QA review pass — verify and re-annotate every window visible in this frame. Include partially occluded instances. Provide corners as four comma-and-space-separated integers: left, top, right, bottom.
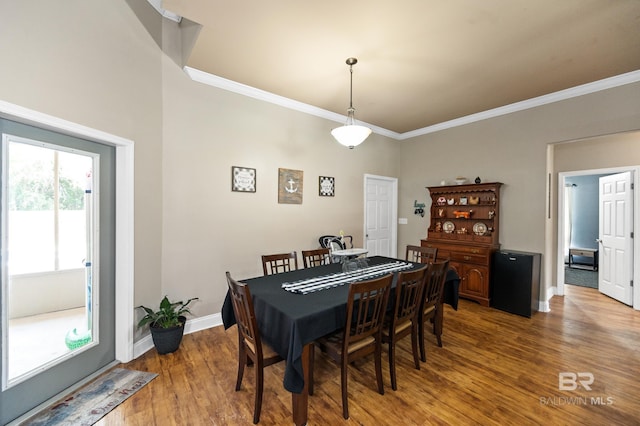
6, 138, 92, 275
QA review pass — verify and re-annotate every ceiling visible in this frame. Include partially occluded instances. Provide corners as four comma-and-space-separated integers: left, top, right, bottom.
161, 0, 640, 136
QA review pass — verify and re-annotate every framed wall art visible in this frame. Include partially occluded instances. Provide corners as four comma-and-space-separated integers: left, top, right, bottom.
319, 176, 335, 196
278, 168, 303, 204
231, 166, 256, 192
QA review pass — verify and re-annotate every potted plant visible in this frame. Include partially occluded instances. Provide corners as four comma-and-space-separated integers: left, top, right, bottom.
137, 295, 198, 354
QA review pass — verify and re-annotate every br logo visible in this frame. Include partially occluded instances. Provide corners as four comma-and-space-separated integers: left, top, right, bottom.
559, 372, 594, 391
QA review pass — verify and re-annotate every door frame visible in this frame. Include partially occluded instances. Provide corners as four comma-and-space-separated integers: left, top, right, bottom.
363, 174, 398, 258
556, 165, 640, 310
0, 100, 134, 362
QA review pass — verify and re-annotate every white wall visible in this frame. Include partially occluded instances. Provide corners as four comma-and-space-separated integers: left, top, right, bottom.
9, 270, 85, 318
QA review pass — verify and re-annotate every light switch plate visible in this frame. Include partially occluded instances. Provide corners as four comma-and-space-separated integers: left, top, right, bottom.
398, 218, 408, 225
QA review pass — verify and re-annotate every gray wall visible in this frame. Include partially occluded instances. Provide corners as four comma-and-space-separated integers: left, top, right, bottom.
0, 0, 165, 336
1, 0, 640, 326
566, 174, 605, 251
0, 0, 400, 332
397, 88, 640, 302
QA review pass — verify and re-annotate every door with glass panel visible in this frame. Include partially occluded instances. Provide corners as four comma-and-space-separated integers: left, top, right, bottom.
0, 120, 115, 424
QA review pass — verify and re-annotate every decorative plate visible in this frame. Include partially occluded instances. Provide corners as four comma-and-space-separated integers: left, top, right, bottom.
443, 221, 455, 233
473, 222, 487, 236
437, 196, 447, 205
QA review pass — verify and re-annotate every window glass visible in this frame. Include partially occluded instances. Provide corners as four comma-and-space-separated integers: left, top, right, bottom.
7, 142, 91, 274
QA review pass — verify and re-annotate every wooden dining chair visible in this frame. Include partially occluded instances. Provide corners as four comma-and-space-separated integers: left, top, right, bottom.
225, 272, 284, 424
261, 252, 298, 276
418, 259, 449, 362
406, 244, 438, 264
381, 265, 428, 390
313, 274, 393, 419
301, 248, 332, 268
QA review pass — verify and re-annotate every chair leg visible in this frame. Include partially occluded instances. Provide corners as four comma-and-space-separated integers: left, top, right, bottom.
254, 361, 264, 424
435, 328, 443, 347
236, 345, 246, 391
434, 308, 443, 347
418, 318, 427, 362
388, 339, 397, 391
374, 342, 385, 395
341, 359, 349, 419
411, 324, 421, 370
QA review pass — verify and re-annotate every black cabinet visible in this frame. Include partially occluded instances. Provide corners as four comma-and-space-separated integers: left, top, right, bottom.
490, 250, 541, 317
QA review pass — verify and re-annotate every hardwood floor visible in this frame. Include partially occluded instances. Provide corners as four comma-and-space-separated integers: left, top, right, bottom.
97, 285, 640, 425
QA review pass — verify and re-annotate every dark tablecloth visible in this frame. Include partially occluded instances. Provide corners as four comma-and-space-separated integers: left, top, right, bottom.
221, 256, 459, 393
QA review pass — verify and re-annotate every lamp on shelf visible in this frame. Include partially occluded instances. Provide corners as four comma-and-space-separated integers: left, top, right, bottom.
331, 57, 372, 149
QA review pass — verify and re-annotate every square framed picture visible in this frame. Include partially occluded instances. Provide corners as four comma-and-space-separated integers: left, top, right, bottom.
319, 176, 335, 196
231, 166, 256, 192
459, 196, 468, 205
278, 168, 303, 204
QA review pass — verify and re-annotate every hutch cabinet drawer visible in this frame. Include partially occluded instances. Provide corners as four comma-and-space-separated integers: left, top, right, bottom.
422, 241, 487, 255
449, 252, 489, 265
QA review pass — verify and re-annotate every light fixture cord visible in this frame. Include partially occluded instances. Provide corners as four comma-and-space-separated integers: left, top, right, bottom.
349, 63, 354, 109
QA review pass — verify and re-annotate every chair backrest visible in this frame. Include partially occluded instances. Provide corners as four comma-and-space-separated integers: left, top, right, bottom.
343, 274, 393, 350
406, 244, 438, 264
422, 260, 450, 314
261, 252, 298, 276
319, 235, 354, 251
225, 272, 263, 358
391, 265, 428, 327
301, 248, 332, 268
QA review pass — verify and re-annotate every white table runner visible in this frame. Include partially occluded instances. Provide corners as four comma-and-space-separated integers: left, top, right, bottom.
282, 261, 412, 294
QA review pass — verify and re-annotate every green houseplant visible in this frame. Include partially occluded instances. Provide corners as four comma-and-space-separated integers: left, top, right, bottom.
137, 295, 198, 354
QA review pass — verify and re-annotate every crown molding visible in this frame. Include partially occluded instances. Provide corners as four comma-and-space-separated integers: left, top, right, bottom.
400, 70, 640, 140
147, 0, 182, 23
184, 67, 400, 140
184, 66, 640, 141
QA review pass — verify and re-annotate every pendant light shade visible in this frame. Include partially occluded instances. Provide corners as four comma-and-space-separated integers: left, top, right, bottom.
331, 58, 372, 149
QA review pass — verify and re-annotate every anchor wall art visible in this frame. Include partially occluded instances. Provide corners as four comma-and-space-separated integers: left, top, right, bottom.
278, 168, 303, 204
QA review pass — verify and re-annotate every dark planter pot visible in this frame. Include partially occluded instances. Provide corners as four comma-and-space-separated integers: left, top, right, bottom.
150, 316, 186, 354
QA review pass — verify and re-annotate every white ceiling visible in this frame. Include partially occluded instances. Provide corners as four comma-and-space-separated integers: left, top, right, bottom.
160, 0, 640, 137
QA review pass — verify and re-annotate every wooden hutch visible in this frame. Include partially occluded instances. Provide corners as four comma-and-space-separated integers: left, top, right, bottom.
421, 182, 502, 306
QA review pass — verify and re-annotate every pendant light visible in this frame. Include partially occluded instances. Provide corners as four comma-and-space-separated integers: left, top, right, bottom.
331, 58, 372, 149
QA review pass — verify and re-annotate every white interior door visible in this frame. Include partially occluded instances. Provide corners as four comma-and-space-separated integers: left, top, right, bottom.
599, 171, 633, 305
364, 175, 397, 257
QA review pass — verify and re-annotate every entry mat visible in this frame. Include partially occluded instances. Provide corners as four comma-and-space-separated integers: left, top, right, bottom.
21, 368, 157, 425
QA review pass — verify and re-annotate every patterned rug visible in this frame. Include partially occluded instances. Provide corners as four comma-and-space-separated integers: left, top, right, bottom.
22, 368, 157, 425
565, 266, 598, 289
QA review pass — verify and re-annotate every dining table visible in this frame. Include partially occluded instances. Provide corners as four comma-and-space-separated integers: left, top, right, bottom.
221, 255, 460, 425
